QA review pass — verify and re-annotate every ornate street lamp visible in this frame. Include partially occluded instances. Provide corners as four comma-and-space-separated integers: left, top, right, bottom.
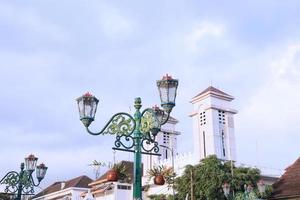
257, 180, 266, 195
222, 182, 230, 198
257, 179, 267, 199
76, 74, 178, 200
0, 154, 47, 200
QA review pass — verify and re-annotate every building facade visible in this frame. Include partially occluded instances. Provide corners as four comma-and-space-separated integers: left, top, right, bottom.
31, 176, 92, 200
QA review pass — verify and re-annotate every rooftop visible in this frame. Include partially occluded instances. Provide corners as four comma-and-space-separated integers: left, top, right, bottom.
32, 175, 93, 199
271, 157, 300, 199
192, 86, 234, 101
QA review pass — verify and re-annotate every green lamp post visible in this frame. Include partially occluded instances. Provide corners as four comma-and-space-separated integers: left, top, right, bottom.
76, 74, 178, 200
0, 154, 48, 200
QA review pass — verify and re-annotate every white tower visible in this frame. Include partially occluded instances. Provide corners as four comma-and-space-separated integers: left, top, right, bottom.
190, 86, 237, 162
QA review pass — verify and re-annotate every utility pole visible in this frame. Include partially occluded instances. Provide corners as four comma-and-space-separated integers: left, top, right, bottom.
230, 160, 235, 198
190, 169, 194, 200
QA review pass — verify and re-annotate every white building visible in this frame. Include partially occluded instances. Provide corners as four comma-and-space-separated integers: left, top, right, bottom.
147, 86, 237, 173
82, 180, 132, 200
144, 86, 238, 198
31, 175, 93, 200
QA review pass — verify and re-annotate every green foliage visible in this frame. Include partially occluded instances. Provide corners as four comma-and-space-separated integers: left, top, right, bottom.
148, 194, 166, 200
255, 185, 273, 199
110, 162, 129, 182
148, 194, 174, 200
147, 165, 167, 178
147, 165, 176, 187
234, 192, 245, 200
174, 155, 271, 200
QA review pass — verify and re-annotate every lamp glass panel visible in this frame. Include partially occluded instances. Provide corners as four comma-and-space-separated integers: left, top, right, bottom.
168, 86, 176, 104
36, 164, 47, 179
77, 98, 84, 118
159, 87, 169, 104
25, 155, 38, 171
84, 97, 98, 119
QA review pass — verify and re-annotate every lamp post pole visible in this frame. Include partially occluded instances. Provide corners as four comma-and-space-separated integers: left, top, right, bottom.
16, 163, 25, 200
76, 75, 179, 200
0, 155, 48, 200
133, 98, 142, 198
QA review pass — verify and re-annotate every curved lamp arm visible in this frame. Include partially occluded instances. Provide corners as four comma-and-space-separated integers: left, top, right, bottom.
0, 171, 20, 184
28, 174, 41, 187
0, 171, 20, 194
86, 112, 136, 136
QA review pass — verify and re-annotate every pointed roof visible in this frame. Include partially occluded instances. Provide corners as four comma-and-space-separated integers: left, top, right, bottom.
271, 157, 300, 199
191, 86, 234, 102
193, 86, 231, 99
32, 175, 93, 199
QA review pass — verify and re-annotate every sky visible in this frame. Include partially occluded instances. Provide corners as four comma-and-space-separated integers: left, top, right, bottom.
1, 0, 300, 190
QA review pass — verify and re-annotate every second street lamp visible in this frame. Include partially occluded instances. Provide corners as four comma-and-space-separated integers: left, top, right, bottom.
0, 154, 48, 200
76, 74, 178, 200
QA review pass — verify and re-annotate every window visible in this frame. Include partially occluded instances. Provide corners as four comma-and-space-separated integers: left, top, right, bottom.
200, 111, 206, 126
163, 132, 170, 144
221, 131, 226, 157
118, 185, 132, 190
218, 110, 226, 124
203, 131, 206, 157
165, 149, 168, 159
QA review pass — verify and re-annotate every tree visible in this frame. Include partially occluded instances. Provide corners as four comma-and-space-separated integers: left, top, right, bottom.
148, 194, 174, 200
174, 155, 265, 200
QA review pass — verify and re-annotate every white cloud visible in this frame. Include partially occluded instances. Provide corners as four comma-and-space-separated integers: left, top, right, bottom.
97, 3, 134, 38
184, 21, 225, 52
0, 2, 69, 43
240, 43, 300, 132
235, 42, 300, 171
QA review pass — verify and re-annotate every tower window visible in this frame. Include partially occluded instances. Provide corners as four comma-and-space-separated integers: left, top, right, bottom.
163, 132, 170, 144
218, 110, 226, 124
203, 131, 206, 157
165, 149, 168, 159
200, 111, 206, 126
222, 131, 226, 157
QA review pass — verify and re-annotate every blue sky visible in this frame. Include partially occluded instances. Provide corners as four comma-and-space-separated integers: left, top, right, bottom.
1, 0, 300, 189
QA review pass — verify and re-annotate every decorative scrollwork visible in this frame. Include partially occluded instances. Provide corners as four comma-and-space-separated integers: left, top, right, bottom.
86, 113, 135, 136
140, 110, 160, 134
103, 114, 135, 135
141, 137, 160, 154
1, 171, 20, 194
114, 135, 135, 150
0, 170, 39, 196
21, 172, 34, 194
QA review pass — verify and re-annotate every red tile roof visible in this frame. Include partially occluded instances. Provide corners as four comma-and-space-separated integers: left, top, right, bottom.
31, 175, 93, 199
271, 157, 300, 199
192, 86, 232, 99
